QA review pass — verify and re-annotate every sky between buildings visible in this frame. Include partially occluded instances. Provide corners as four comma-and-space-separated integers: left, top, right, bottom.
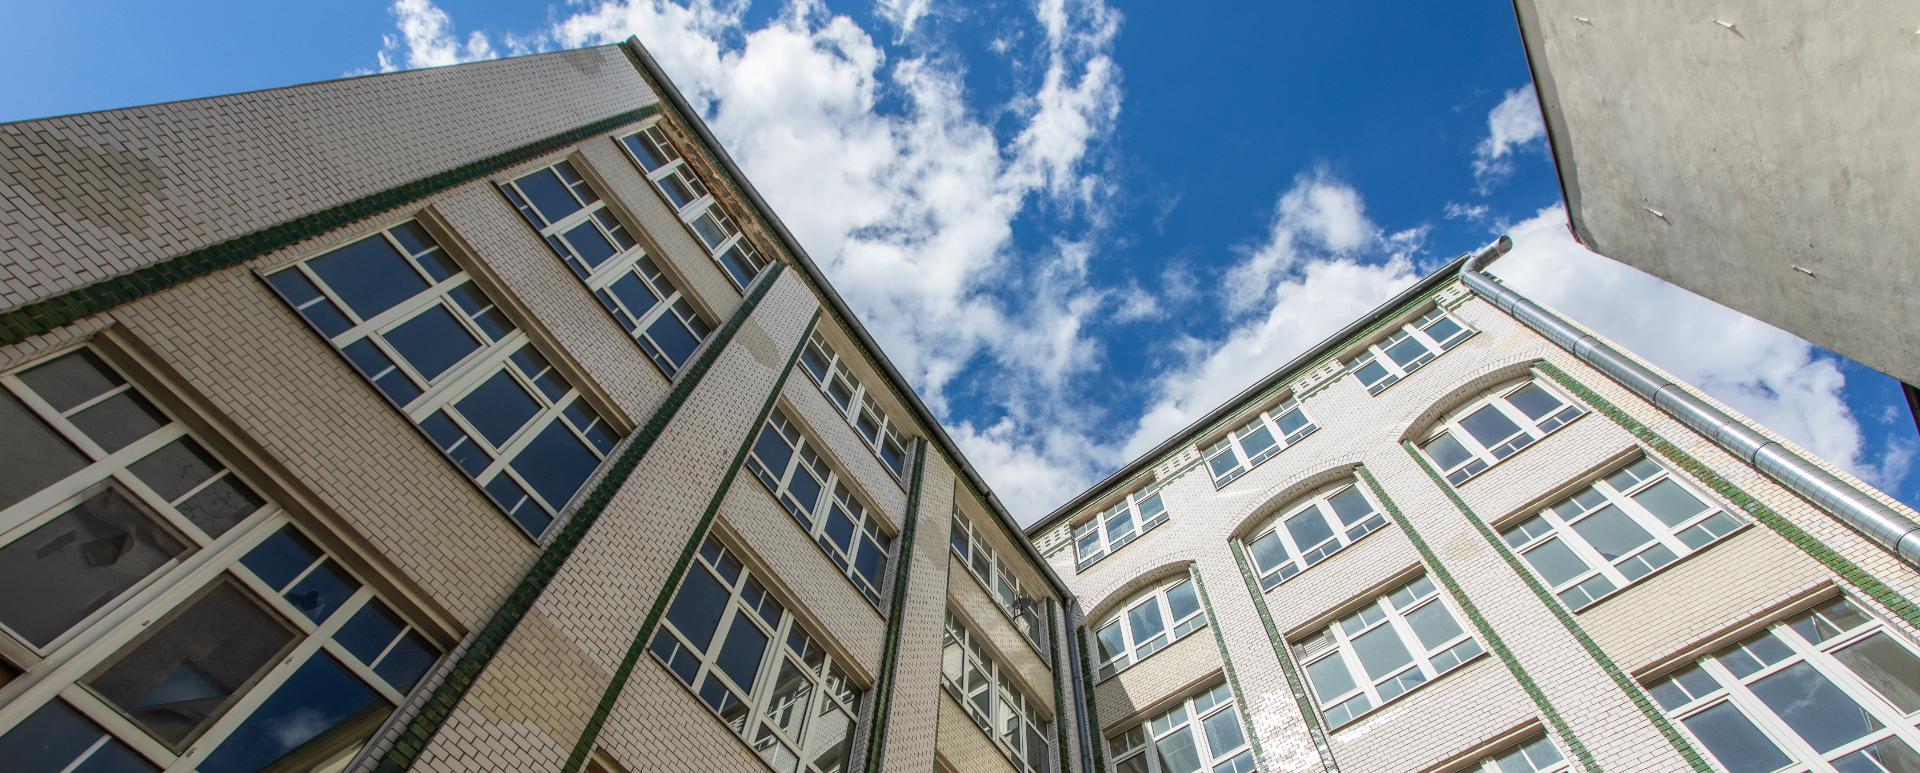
4, 0, 1913, 524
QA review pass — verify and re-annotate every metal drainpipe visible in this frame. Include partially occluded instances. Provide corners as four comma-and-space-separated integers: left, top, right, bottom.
1459, 236, 1920, 568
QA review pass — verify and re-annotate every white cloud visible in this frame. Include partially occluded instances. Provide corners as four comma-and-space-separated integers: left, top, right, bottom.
1472, 86, 1545, 194
374, 0, 496, 73
1444, 201, 1489, 223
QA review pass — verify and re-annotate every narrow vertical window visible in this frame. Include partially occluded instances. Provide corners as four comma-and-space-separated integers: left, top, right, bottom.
1244, 480, 1387, 589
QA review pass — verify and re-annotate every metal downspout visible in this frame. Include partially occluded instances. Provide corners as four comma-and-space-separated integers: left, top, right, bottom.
1459, 237, 1920, 568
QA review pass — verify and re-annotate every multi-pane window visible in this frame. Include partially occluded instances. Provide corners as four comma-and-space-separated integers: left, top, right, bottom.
1200, 396, 1317, 486
0, 348, 444, 773
619, 124, 771, 291
650, 536, 861, 773
950, 507, 1045, 645
942, 611, 1052, 773
1110, 682, 1256, 773
1244, 481, 1389, 590
1297, 575, 1484, 729
797, 330, 913, 478
1421, 378, 1586, 486
268, 222, 620, 537
745, 408, 894, 605
1348, 308, 1475, 395
1092, 575, 1207, 680
1073, 483, 1169, 569
1647, 596, 1920, 773
1503, 457, 1742, 610
500, 160, 716, 377
1468, 735, 1568, 773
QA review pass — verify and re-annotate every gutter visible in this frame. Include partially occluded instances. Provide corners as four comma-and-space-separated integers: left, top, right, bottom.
1461, 237, 1920, 568
620, 36, 1073, 599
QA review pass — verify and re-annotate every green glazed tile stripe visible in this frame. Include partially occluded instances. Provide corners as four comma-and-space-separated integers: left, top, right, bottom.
1226, 540, 1338, 772
560, 303, 818, 773
1376, 457, 1704, 773
1536, 361, 1920, 630
1188, 564, 1270, 772
1048, 598, 1071, 773
1075, 626, 1108, 773
0, 105, 662, 345
861, 437, 928, 773
379, 262, 783, 773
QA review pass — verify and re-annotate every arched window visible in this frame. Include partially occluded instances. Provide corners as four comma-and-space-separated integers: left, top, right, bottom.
1109, 682, 1255, 773
1419, 377, 1585, 485
1295, 574, 1483, 729
1243, 480, 1389, 590
1091, 574, 1207, 679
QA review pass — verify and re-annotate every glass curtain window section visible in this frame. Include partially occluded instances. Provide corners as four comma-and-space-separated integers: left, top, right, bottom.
797, 329, 914, 478
650, 536, 862, 773
1092, 576, 1207, 680
942, 611, 1052, 773
1200, 396, 1318, 486
1296, 575, 1484, 729
1347, 308, 1475, 395
744, 408, 895, 606
949, 507, 1045, 646
1502, 457, 1743, 610
268, 221, 620, 537
616, 123, 770, 291
1421, 377, 1586, 486
1073, 483, 1170, 569
1244, 481, 1389, 590
1109, 683, 1255, 773
1646, 596, 1920, 773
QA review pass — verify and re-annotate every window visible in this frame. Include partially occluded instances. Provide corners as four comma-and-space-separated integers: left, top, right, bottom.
1244, 481, 1389, 590
500, 161, 716, 377
1503, 457, 1742, 610
1421, 378, 1585, 486
1109, 682, 1255, 773
618, 124, 771, 291
744, 408, 894, 605
268, 221, 622, 537
796, 329, 913, 478
1072, 483, 1169, 569
649, 536, 861, 773
1200, 396, 1317, 486
1348, 308, 1474, 394
1467, 735, 1568, 773
1091, 575, 1207, 680
950, 506, 1045, 645
1296, 575, 1484, 729
0, 348, 445, 773
1647, 596, 1920, 773
942, 611, 1052, 773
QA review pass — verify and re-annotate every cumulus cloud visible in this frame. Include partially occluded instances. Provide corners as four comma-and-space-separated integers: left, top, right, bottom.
374, 0, 496, 72
1472, 86, 1546, 194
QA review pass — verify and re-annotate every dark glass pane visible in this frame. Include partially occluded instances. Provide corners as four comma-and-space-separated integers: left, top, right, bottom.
267, 269, 323, 304
335, 599, 404, 666
1748, 661, 1880, 752
513, 168, 582, 225
1460, 405, 1524, 448
307, 235, 429, 321
391, 220, 438, 255
1505, 384, 1566, 421
1285, 506, 1335, 552
854, 537, 885, 589
1354, 360, 1391, 386
1423, 433, 1473, 471
128, 438, 220, 502
1384, 335, 1431, 367
373, 631, 440, 691
240, 526, 323, 591
824, 506, 856, 551
1680, 702, 1790, 773
608, 272, 661, 320
1833, 632, 1920, 713
175, 475, 263, 538
70, 391, 168, 453
0, 391, 90, 511
20, 350, 122, 412
383, 305, 480, 382
716, 616, 770, 692
0, 488, 189, 647
1237, 426, 1276, 457
510, 421, 599, 511
665, 566, 731, 650
1326, 488, 1373, 525
787, 469, 824, 515
719, 244, 758, 289
197, 654, 390, 773
0, 699, 158, 773
753, 426, 794, 478
481, 475, 545, 536
1633, 480, 1710, 527
449, 284, 512, 340
1425, 316, 1464, 344
1569, 505, 1655, 561
283, 560, 360, 624
455, 370, 541, 447
339, 339, 421, 405
645, 308, 703, 367
622, 134, 669, 171
417, 411, 490, 477
562, 220, 619, 269
297, 299, 353, 338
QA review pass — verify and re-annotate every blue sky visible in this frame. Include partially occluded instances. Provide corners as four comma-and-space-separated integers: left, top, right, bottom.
4, 0, 1913, 523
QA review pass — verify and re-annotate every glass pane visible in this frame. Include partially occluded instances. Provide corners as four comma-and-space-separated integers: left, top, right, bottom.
1748, 661, 1880, 753
127, 436, 216, 498
803, 703, 854, 773
455, 370, 541, 447
1522, 539, 1592, 587
1248, 531, 1290, 575
240, 525, 323, 591
174, 475, 262, 538
1423, 432, 1474, 471
373, 630, 439, 691
1237, 426, 1276, 457
1833, 632, 1920, 713
1153, 726, 1203, 773
513, 168, 583, 224
0, 488, 190, 647
196, 653, 391, 773
1129, 600, 1168, 644
70, 391, 168, 453
383, 305, 480, 382
1285, 506, 1335, 553
664, 566, 731, 650
715, 615, 771, 692
1569, 505, 1655, 561
1505, 384, 1566, 420
562, 220, 619, 269
20, 350, 124, 411
1327, 488, 1373, 526
645, 305, 704, 367
307, 235, 429, 320
692, 212, 729, 249
0, 391, 90, 512
1096, 621, 1127, 664
1633, 479, 1710, 527
763, 659, 813, 736
283, 559, 360, 623
1384, 336, 1431, 367
1403, 601, 1466, 650
1166, 580, 1201, 623
607, 272, 661, 321
1832, 738, 1920, 773
1305, 654, 1357, 700
0, 699, 158, 773
1351, 625, 1415, 680
1459, 405, 1524, 448
335, 599, 405, 666
1425, 316, 1464, 344
1201, 707, 1246, 760
1680, 701, 1791, 773
1354, 360, 1392, 387
510, 420, 599, 510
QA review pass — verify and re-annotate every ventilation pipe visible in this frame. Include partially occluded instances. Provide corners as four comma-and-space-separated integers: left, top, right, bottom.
1459, 236, 1920, 568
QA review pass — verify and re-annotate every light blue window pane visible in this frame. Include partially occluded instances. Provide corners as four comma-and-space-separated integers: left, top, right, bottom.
1351, 626, 1414, 680
1681, 702, 1790, 773
1153, 727, 1202, 773
1570, 505, 1655, 561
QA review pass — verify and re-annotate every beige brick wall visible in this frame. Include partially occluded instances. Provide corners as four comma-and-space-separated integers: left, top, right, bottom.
1091, 631, 1221, 734
937, 689, 1020, 773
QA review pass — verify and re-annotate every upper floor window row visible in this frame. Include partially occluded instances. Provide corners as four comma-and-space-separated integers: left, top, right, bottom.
1349, 308, 1474, 395
619, 124, 770, 292
798, 329, 912, 478
1201, 395, 1317, 487
1421, 377, 1585, 486
269, 221, 619, 537
1297, 574, 1483, 730
502, 161, 715, 378
1245, 480, 1389, 590
950, 506, 1045, 646
1109, 682, 1256, 773
1092, 574, 1206, 680
746, 408, 894, 605
1073, 482, 1168, 570
1468, 735, 1568, 773
942, 611, 1052, 773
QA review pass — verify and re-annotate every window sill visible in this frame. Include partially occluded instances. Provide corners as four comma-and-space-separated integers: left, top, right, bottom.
950, 546, 1048, 659
1450, 409, 1590, 489
1326, 648, 1490, 734
1568, 521, 1750, 614
1210, 425, 1322, 491
1094, 622, 1207, 685
938, 681, 1042, 773
747, 474, 890, 620
797, 372, 910, 493
1257, 519, 1392, 594
1074, 517, 1169, 574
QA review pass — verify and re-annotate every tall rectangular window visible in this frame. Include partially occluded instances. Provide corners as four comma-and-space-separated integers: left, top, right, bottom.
796, 329, 914, 478
1296, 575, 1483, 729
950, 506, 1045, 646
618, 124, 770, 291
1072, 483, 1169, 569
1244, 480, 1388, 590
1200, 395, 1317, 487
1421, 377, 1585, 486
1109, 683, 1255, 773
267, 221, 621, 536
1348, 308, 1474, 395
744, 408, 895, 605
942, 611, 1052, 773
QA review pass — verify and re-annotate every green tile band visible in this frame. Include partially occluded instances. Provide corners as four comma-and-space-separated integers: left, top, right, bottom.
1378, 456, 1704, 773
1188, 564, 1271, 771
559, 303, 819, 773
861, 437, 929, 773
1536, 361, 1920, 630
1226, 540, 1339, 772
1048, 598, 1071, 773
0, 105, 662, 344
1075, 626, 1108, 773
378, 263, 785, 773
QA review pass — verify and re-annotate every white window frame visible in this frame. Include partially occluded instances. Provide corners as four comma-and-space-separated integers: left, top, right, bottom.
1296, 574, 1485, 730
1502, 456, 1745, 611
1647, 595, 1920, 773
1200, 395, 1318, 487
1072, 483, 1169, 570
744, 407, 895, 606
1347, 307, 1475, 395
617, 123, 771, 292
950, 506, 1045, 646
797, 329, 913, 479
1420, 376, 1587, 486
1091, 574, 1207, 680
266, 221, 621, 537
648, 535, 863, 773
1243, 480, 1390, 591
1109, 682, 1256, 773
942, 611, 1052, 773
1468, 734, 1570, 773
